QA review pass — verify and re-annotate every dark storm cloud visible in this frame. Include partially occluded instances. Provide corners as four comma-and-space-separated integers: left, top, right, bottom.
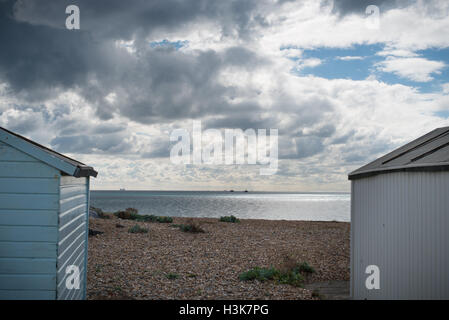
294, 136, 324, 159
51, 132, 133, 154
0, 0, 274, 124
141, 139, 171, 158
0, 0, 347, 162
223, 47, 269, 67
12, 0, 264, 40
330, 129, 355, 144
55, 121, 127, 136
303, 124, 336, 138
0, 1, 135, 103
340, 133, 394, 164
84, 45, 271, 123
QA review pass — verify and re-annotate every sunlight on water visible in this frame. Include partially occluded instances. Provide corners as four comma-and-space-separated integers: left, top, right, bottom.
91, 191, 350, 222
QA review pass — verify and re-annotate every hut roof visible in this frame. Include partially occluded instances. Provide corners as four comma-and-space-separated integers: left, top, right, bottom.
349, 126, 449, 180
0, 126, 97, 178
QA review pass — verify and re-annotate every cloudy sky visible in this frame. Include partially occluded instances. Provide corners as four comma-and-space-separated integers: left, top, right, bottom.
1, 0, 448, 191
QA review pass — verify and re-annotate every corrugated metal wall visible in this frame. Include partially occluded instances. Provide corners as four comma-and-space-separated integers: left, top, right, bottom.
0, 141, 59, 299
56, 176, 88, 300
351, 171, 449, 299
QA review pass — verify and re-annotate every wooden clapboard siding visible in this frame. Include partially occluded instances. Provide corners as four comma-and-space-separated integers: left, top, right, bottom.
0, 274, 56, 290
0, 194, 59, 210
0, 177, 59, 194
0, 258, 56, 274
0, 143, 59, 299
0, 226, 58, 242
0, 209, 57, 226
57, 176, 88, 300
0, 290, 56, 300
0, 162, 60, 178
0, 242, 57, 258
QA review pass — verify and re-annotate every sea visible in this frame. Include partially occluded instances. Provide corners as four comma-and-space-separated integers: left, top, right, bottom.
90, 191, 350, 222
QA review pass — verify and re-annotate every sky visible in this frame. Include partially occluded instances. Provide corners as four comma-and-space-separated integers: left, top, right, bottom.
0, 0, 448, 192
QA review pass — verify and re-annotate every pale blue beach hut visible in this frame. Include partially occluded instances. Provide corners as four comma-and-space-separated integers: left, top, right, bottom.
0, 127, 97, 300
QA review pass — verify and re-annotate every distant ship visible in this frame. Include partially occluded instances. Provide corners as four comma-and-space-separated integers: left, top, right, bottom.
120, 188, 126, 191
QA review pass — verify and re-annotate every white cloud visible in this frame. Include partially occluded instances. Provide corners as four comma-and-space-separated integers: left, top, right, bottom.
296, 58, 322, 70
442, 83, 449, 94
250, 0, 449, 60
336, 56, 365, 61
280, 48, 303, 60
376, 49, 419, 58
375, 57, 446, 82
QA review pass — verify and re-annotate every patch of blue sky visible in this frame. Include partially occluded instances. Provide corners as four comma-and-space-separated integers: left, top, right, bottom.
150, 39, 188, 50
435, 110, 449, 119
285, 44, 449, 93
288, 44, 384, 80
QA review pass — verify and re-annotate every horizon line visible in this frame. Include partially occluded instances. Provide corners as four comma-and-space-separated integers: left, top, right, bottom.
91, 189, 350, 193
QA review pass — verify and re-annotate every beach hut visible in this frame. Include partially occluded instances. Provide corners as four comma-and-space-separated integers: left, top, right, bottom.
0, 127, 97, 300
349, 126, 449, 299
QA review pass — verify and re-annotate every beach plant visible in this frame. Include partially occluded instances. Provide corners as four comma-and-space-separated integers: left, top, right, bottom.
90, 206, 112, 219
88, 228, 104, 236
239, 267, 279, 282
115, 209, 140, 220
128, 224, 148, 234
178, 222, 205, 233
166, 273, 179, 280
125, 207, 138, 215
219, 215, 240, 223
156, 216, 173, 223
278, 254, 315, 275
138, 214, 173, 223
171, 219, 205, 233
179, 224, 204, 233
139, 214, 157, 222
239, 265, 308, 287
277, 268, 304, 287
114, 209, 173, 224
134, 214, 154, 222
298, 261, 315, 274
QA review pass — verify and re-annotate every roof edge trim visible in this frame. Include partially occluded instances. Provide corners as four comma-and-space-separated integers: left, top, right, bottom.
349, 163, 449, 180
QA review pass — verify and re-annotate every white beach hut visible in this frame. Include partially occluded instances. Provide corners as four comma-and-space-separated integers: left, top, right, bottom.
0, 127, 97, 300
348, 126, 449, 299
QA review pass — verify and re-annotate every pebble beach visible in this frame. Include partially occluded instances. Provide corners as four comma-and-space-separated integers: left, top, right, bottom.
87, 216, 350, 300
